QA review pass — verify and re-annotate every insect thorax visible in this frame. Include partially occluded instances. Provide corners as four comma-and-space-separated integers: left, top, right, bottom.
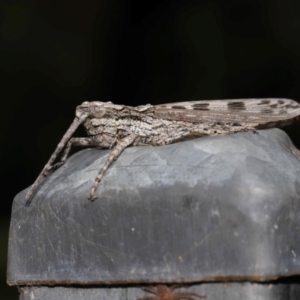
83, 109, 156, 148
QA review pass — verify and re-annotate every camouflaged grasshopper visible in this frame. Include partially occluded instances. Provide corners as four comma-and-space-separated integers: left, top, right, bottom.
25, 98, 300, 205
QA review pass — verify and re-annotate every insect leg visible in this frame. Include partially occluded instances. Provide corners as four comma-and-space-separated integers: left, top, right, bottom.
25, 113, 88, 205
44, 137, 98, 175
89, 133, 137, 201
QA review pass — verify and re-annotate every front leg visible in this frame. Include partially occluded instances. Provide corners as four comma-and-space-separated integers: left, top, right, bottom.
26, 114, 88, 205
89, 134, 137, 201
44, 137, 97, 175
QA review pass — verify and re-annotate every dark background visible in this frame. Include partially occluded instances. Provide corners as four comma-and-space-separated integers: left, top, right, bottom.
2, 0, 300, 298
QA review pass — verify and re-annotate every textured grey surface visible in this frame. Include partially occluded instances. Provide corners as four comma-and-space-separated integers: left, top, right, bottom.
7, 128, 300, 285
18, 283, 300, 300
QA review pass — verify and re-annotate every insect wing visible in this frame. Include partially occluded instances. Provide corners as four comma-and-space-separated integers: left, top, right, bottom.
154, 98, 300, 125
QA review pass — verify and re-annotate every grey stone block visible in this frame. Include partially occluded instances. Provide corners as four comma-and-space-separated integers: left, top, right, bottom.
7, 128, 300, 287
18, 283, 300, 300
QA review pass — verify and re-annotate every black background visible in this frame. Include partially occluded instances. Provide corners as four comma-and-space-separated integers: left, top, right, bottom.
2, 0, 300, 298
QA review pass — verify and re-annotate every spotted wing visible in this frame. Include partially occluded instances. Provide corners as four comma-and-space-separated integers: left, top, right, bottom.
154, 98, 300, 127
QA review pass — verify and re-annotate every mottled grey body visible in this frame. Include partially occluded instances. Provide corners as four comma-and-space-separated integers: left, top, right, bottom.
25, 98, 300, 204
